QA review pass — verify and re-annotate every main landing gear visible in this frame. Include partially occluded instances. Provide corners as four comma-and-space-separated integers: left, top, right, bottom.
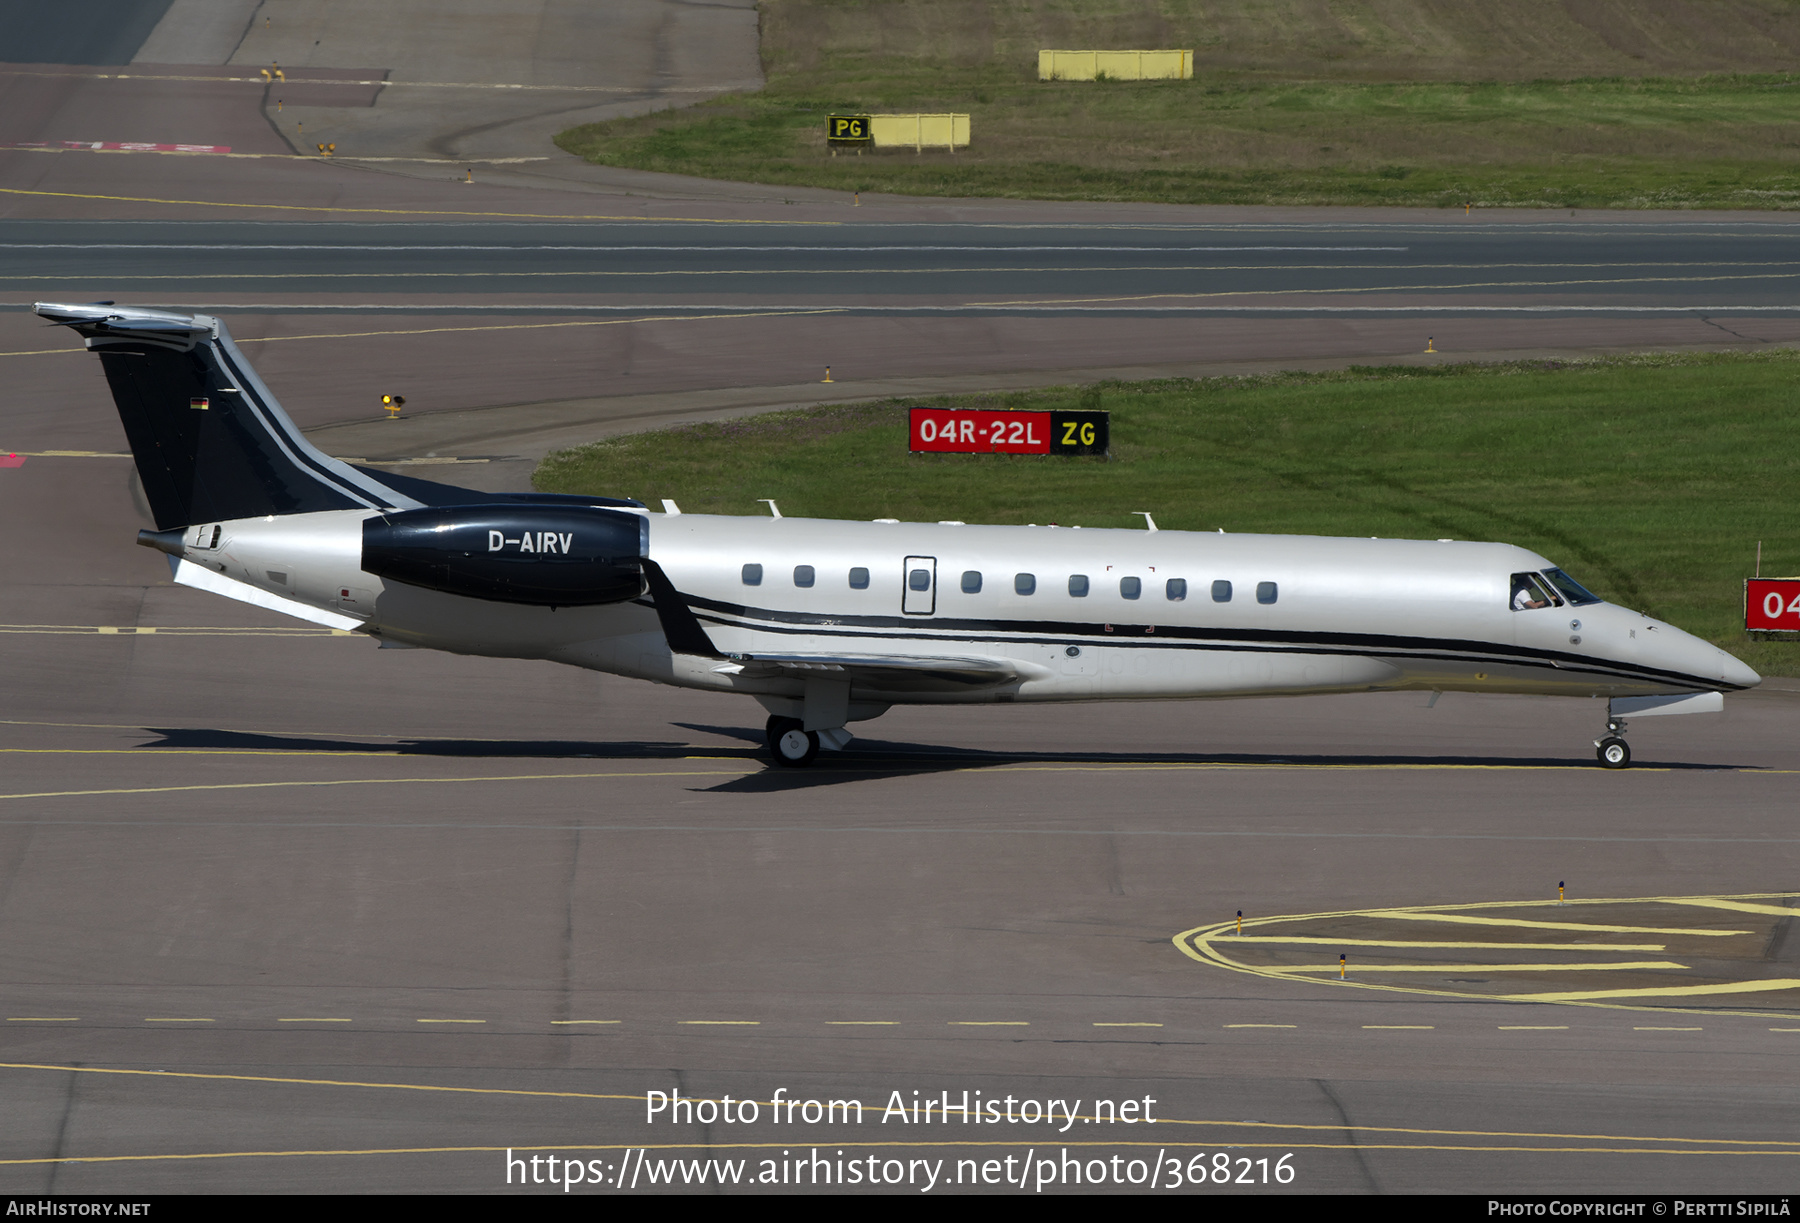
1595, 717, 1631, 769
766, 715, 819, 768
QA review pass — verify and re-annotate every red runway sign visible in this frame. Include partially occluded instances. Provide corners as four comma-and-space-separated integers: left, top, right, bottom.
908, 409, 1107, 455
1746, 578, 1800, 632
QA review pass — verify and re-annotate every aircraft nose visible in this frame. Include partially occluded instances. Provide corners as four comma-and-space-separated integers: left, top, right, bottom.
1720, 649, 1761, 690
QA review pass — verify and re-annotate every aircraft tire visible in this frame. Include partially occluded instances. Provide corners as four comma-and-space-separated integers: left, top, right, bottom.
766, 716, 820, 767
1596, 737, 1630, 769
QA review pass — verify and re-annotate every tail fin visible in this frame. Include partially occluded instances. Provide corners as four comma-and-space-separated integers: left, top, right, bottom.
36, 302, 417, 529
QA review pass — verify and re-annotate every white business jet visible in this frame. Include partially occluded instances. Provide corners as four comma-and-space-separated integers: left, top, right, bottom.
37, 302, 1758, 768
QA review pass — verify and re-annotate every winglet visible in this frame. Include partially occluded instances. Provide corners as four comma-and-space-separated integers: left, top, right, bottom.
640, 558, 725, 658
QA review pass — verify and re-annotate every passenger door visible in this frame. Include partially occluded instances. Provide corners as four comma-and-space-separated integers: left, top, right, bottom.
902, 556, 936, 615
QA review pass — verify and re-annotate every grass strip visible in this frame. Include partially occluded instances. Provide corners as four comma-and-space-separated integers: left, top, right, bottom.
556, 0, 1800, 210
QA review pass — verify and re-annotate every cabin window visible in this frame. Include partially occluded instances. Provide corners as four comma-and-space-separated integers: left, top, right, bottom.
1120, 576, 1141, 600
793, 565, 815, 588
1068, 574, 1090, 597
1166, 578, 1187, 601
909, 568, 932, 592
1257, 581, 1278, 605
1015, 573, 1036, 596
742, 563, 763, 586
1510, 572, 1556, 611
1212, 580, 1232, 603
848, 567, 870, 589
961, 570, 983, 594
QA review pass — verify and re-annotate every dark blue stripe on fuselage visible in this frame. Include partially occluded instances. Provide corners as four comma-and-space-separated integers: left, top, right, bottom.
672, 591, 1735, 692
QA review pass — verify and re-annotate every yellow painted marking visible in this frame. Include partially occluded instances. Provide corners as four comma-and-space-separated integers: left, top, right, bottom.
0, 767, 756, 801
949, 1021, 1029, 1026
1, 310, 843, 361
1635, 1026, 1703, 1031
10, 1137, 1800, 1167
984, 269, 1800, 307
0, 749, 404, 758
677, 1020, 759, 1026
144, 1018, 211, 1023
1360, 911, 1751, 937
1363, 1025, 1434, 1030
1175, 892, 1800, 1018
416, 1019, 484, 1024
550, 1020, 620, 1025
1661, 898, 1798, 918
234, 311, 840, 347
1230, 937, 1669, 951
0, 450, 130, 457
7, 1018, 78, 1022
2, 1062, 1797, 1152
1093, 1022, 1163, 1027
825, 1021, 898, 1025
990, 762, 1673, 774
0, 1061, 644, 1102
1770, 1028, 1800, 1032
1499, 1026, 1570, 1030
1513, 980, 1800, 1003
0, 624, 347, 637
276, 1018, 351, 1023
1280, 961, 1688, 974
0, 185, 840, 226
1224, 1024, 1296, 1029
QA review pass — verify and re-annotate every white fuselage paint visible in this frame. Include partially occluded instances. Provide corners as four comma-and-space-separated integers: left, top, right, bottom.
173, 510, 1758, 715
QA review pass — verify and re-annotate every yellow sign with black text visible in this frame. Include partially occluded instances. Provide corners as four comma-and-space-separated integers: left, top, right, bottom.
827, 115, 871, 143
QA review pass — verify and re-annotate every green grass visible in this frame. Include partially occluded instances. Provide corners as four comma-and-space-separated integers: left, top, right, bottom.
559, 74, 1800, 209
555, 0, 1800, 209
535, 351, 1800, 675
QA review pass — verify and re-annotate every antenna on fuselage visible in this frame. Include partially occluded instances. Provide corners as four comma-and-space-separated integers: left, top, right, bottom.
1133, 512, 1158, 532
757, 499, 783, 519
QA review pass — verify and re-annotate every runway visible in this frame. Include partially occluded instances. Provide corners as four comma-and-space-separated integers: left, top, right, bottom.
4, 7, 1800, 1197
9, 215, 1800, 310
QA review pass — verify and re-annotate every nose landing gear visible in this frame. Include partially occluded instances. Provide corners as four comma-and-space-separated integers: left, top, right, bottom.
1595, 718, 1631, 769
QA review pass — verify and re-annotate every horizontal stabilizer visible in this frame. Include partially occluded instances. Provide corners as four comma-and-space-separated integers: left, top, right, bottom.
170, 558, 362, 631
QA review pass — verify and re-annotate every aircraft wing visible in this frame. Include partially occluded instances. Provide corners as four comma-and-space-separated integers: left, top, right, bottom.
638, 558, 1043, 692
711, 651, 1040, 692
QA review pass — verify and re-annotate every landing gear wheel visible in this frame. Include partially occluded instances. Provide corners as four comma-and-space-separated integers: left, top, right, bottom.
765, 715, 819, 768
1596, 737, 1631, 769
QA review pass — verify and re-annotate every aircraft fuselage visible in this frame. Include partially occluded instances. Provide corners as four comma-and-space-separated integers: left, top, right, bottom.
159, 508, 1755, 715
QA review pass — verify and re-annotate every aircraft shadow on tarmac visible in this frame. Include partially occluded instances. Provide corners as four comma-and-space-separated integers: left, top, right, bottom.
137, 724, 1742, 793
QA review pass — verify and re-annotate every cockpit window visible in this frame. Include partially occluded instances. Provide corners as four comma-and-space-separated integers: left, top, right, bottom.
1542, 568, 1601, 607
1510, 572, 1556, 611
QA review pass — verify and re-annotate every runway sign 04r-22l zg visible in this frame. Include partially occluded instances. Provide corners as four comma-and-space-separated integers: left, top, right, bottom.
908, 408, 1109, 456
1746, 577, 1800, 632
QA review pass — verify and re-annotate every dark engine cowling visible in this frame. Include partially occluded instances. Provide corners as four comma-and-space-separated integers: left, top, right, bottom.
362, 505, 648, 606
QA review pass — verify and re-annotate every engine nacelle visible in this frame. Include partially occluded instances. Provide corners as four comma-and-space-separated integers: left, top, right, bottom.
362, 505, 648, 606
